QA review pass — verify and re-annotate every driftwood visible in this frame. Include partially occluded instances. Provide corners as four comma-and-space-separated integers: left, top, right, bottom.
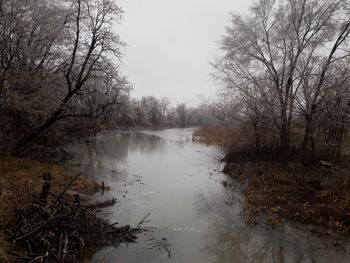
138, 212, 151, 226
6, 172, 145, 262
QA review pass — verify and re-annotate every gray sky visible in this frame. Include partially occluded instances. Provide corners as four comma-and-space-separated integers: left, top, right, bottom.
116, 0, 252, 106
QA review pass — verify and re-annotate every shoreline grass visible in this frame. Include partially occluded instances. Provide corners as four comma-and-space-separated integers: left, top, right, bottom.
196, 125, 350, 244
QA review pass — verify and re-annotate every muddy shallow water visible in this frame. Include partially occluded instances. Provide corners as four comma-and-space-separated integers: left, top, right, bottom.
66, 128, 349, 263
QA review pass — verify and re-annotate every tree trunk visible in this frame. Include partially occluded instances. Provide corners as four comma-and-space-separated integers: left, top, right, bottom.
302, 105, 317, 154
253, 122, 261, 155
0, 73, 7, 110
14, 102, 67, 154
280, 111, 290, 152
302, 115, 313, 152
280, 128, 289, 152
279, 96, 290, 152
302, 126, 310, 152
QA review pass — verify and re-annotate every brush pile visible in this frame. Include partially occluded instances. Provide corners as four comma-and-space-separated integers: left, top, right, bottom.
4, 173, 143, 262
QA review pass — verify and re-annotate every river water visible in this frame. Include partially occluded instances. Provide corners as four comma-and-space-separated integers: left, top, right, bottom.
65, 128, 349, 263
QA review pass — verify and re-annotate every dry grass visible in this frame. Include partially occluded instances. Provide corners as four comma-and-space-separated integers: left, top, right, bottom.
193, 124, 250, 151
0, 155, 100, 193
0, 234, 9, 262
198, 124, 350, 241
0, 155, 101, 260
224, 162, 350, 237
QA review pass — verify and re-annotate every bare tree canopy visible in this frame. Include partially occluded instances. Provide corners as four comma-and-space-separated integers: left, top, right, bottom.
0, 0, 130, 154
213, 0, 350, 156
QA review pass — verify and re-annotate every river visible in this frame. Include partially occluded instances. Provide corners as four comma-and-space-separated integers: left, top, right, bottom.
65, 128, 349, 263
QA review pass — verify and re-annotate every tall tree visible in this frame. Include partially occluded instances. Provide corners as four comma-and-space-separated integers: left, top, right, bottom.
13, 0, 126, 153
214, 0, 350, 152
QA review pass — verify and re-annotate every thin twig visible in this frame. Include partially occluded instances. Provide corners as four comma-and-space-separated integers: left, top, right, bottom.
28, 252, 49, 263
138, 212, 151, 226
55, 173, 82, 203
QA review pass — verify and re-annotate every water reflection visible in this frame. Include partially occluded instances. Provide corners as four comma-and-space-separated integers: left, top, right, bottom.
66, 128, 348, 263
66, 131, 165, 177
204, 225, 313, 263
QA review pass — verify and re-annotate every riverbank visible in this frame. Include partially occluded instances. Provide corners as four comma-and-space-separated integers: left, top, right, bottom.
193, 124, 240, 150
0, 155, 139, 262
224, 162, 350, 239
196, 125, 350, 243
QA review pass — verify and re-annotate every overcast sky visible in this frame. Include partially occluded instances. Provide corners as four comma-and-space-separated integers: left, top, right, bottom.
116, 0, 252, 106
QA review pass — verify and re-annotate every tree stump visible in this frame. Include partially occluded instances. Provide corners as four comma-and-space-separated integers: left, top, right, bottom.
39, 172, 52, 205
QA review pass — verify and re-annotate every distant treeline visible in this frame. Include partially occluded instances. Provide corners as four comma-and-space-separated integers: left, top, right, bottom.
115, 96, 214, 129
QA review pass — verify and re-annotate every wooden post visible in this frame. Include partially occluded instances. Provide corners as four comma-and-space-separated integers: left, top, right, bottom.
74, 194, 80, 206
39, 172, 52, 205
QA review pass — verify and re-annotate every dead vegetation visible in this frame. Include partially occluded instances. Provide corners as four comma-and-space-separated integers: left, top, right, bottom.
0, 155, 141, 262
197, 125, 350, 242
0, 155, 101, 196
6, 186, 141, 262
224, 162, 350, 237
193, 124, 248, 150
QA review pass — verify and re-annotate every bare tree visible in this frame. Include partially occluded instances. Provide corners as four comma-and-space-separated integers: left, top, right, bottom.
176, 103, 189, 127
13, 0, 126, 153
214, 0, 350, 154
160, 97, 171, 123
